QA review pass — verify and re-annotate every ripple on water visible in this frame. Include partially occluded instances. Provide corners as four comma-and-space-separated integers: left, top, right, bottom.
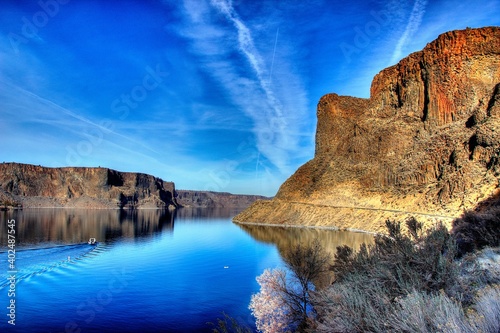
0, 243, 109, 289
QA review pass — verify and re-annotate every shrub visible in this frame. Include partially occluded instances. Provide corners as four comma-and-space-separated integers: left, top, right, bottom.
249, 240, 331, 332
389, 290, 470, 333
313, 284, 500, 333
332, 219, 458, 298
311, 216, 500, 333
452, 207, 500, 256
390, 286, 500, 333
470, 285, 500, 333
312, 279, 392, 332
313, 218, 462, 332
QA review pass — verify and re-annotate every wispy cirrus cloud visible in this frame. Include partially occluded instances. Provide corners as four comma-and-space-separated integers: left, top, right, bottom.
174, 0, 311, 175
390, 0, 428, 64
0, 77, 160, 156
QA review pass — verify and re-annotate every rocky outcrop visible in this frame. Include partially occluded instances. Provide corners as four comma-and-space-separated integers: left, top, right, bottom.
175, 190, 269, 208
235, 27, 500, 233
0, 163, 178, 209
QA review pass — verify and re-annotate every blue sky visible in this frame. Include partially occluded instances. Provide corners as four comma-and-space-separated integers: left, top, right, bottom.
0, 0, 499, 196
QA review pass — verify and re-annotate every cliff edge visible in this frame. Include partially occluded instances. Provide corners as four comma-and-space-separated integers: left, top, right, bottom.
175, 190, 269, 208
234, 27, 500, 233
0, 163, 178, 209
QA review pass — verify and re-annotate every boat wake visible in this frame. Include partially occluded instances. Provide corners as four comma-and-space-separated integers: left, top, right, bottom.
0, 243, 100, 289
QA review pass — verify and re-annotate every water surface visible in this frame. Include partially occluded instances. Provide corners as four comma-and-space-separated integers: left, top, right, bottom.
0, 208, 372, 332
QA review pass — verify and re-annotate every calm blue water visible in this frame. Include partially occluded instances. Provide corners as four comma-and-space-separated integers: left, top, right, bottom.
0, 208, 372, 332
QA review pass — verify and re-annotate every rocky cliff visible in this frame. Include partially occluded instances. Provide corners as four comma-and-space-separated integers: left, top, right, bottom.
235, 27, 500, 233
0, 163, 178, 209
176, 190, 269, 208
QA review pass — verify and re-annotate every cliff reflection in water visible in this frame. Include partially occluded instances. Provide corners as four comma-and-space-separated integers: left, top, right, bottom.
175, 207, 248, 220
238, 224, 375, 259
0, 209, 175, 247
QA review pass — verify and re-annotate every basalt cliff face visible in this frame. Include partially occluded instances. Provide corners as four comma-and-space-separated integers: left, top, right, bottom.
235, 27, 500, 233
176, 190, 269, 208
0, 163, 177, 209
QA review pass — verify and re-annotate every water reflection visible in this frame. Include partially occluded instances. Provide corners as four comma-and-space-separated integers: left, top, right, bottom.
238, 224, 374, 260
238, 224, 375, 286
0, 209, 175, 248
175, 207, 244, 220
1, 208, 374, 259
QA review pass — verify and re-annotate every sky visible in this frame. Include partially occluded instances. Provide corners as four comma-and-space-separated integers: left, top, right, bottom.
0, 0, 499, 196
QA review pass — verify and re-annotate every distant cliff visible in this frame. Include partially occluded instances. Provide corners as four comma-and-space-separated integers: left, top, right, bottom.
235, 27, 500, 233
176, 190, 269, 208
0, 163, 177, 209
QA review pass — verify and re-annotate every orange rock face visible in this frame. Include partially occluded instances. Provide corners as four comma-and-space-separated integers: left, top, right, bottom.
371, 27, 500, 127
235, 27, 500, 233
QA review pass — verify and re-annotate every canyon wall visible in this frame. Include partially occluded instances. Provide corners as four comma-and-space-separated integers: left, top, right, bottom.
0, 163, 268, 210
235, 27, 500, 233
0, 163, 177, 209
175, 190, 269, 208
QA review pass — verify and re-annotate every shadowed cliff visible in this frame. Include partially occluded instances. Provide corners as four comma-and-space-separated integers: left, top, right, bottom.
235, 27, 500, 233
176, 190, 269, 208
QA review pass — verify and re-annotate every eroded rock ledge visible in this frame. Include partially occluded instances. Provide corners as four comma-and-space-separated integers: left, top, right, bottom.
235, 27, 500, 233
0, 163, 177, 209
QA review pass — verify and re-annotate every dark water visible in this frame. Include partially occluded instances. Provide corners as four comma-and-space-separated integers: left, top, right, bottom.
0, 208, 373, 332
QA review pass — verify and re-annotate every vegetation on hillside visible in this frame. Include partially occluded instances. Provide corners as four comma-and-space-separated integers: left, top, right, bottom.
212, 203, 500, 333
452, 203, 500, 256
312, 218, 499, 333
0, 198, 21, 210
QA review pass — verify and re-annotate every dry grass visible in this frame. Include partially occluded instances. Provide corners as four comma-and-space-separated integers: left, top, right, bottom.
469, 285, 500, 333
311, 218, 500, 333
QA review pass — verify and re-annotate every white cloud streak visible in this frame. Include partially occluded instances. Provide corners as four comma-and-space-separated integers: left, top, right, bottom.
209, 0, 287, 166
0, 78, 160, 155
177, 0, 310, 175
390, 0, 428, 64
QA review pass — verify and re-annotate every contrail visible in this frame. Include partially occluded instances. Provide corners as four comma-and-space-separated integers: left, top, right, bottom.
390, 0, 427, 64
209, 0, 292, 172
210, 0, 283, 118
0, 78, 159, 154
268, 27, 279, 84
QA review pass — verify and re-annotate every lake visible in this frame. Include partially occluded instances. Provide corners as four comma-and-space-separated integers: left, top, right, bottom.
0, 208, 373, 332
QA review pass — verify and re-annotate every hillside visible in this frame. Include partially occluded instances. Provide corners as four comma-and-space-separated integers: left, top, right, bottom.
235, 27, 500, 233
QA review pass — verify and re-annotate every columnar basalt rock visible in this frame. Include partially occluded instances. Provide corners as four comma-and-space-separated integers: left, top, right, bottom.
235, 27, 500, 233
0, 163, 178, 209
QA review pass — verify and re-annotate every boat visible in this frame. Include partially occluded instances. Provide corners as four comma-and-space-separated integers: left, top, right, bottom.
88, 238, 97, 245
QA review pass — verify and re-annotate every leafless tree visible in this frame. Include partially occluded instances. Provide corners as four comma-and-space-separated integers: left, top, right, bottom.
280, 239, 331, 331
